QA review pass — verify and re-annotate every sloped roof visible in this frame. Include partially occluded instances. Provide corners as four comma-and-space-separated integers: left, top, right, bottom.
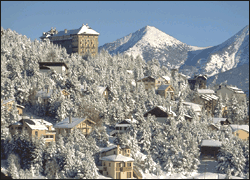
209, 123, 220, 130
161, 76, 170, 81
97, 86, 108, 94
201, 139, 222, 147
212, 118, 227, 124
137, 76, 156, 81
230, 124, 249, 133
16, 104, 25, 109
225, 86, 245, 94
54, 117, 95, 129
25, 119, 52, 130
182, 101, 202, 112
40, 24, 99, 39
99, 145, 118, 153
100, 154, 134, 162
38, 62, 68, 69
197, 89, 215, 94
200, 94, 218, 101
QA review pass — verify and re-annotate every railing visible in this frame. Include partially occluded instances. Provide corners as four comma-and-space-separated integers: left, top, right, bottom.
133, 166, 142, 179
120, 166, 132, 172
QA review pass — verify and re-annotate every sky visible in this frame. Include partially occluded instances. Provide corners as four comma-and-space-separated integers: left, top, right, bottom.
1, 1, 249, 47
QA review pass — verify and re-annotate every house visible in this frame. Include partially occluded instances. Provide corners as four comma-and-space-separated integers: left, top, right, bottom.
192, 89, 219, 116
97, 86, 111, 100
53, 116, 96, 137
9, 117, 56, 144
16, 104, 25, 116
182, 101, 203, 119
40, 23, 99, 57
1, 98, 25, 115
188, 74, 208, 90
171, 69, 189, 87
229, 124, 249, 140
98, 144, 142, 179
110, 119, 138, 136
38, 62, 69, 76
156, 84, 175, 100
1, 98, 15, 112
216, 85, 246, 105
136, 75, 171, 91
200, 139, 222, 160
144, 106, 176, 124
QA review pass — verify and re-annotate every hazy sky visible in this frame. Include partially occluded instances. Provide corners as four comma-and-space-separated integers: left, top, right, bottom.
1, 1, 249, 47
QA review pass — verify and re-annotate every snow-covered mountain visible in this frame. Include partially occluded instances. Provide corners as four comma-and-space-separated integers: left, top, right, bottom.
99, 25, 209, 68
180, 25, 249, 77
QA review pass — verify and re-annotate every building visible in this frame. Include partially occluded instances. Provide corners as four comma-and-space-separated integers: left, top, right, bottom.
200, 139, 222, 160
182, 101, 203, 120
192, 89, 219, 116
53, 116, 96, 137
216, 85, 246, 105
156, 84, 175, 100
38, 62, 69, 76
144, 106, 176, 124
9, 117, 56, 144
97, 145, 142, 179
136, 75, 171, 91
188, 74, 208, 90
97, 86, 111, 100
212, 118, 231, 126
110, 119, 138, 136
229, 124, 249, 140
1, 98, 25, 115
40, 23, 99, 57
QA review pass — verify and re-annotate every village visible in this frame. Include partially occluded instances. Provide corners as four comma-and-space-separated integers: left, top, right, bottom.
1, 23, 249, 179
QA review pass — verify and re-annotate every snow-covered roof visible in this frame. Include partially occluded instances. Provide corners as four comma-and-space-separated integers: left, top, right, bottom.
12, 121, 23, 126
41, 24, 99, 39
209, 123, 220, 130
16, 104, 25, 109
197, 89, 215, 94
200, 94, 218, 101
137, 76, 156, 81
212, 118, 227, 124
54, 117, 95, 129
115, 118, 137, 127
100, 154, 134, 162
161, 76, 170, 81
97, 86, 107, 94
25, 119, 52, 130
182, 102, 202, 112
226, 86, 245, 94
157, 85, 171, 91
99, 145, 118, 153
126, 70, 133, 75
184, 114, 192, 119
2, 98, 15, 105
201, 139, 222, 147
229, 124, 249, 133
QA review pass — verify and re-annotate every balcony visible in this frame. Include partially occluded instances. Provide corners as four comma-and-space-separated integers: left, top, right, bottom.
120, 167, 132, 172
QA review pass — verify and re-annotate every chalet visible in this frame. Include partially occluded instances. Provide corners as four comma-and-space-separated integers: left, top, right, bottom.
200, 139, 222, 160
229, 125, 249, 140
156, 84, 175, 100
136, 75, 171, 91
216, 85, 246, 105
110, 119, 138, 136
97, 86, 111, 100
144, 106, 176, 124
40, 23, 99, 57
9, 117, 56, 144
1, 98, 25, 116
98, 145, 142, 179
38, 62, 69, 76
53, 116, 96, 137
182, 101, 203, 119
193, 89, 219, 116
188, 74, 207, 90
171, 69, 189, 87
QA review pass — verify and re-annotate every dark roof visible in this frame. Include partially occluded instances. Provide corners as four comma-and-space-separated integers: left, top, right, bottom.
157, 84, 170, 91
38, 62, 68, 69
22, 119, 35, 125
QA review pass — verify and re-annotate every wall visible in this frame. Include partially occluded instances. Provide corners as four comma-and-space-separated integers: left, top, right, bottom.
233, 129, 249, 140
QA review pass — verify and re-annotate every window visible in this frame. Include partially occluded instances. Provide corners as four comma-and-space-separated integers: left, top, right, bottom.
114, 151, 116, 154
116, 127, 119, 130
119, 127, 122, 130
127, 163, 131, 167
128, 150, 130, 153
124, 127, 127, 130
15, 127, 17, 129
11, 127, 13, 130
18, 127, 22, 130
109, 163, 111, 167
107, 172, 108, 175
50, 135, 54, 138
35, 131, 38, 136
125, 149, 127, 153
45, 135, 49, 138
103, 162, 105, 166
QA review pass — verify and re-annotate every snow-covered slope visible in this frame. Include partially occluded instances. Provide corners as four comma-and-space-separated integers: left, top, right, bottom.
99, 26, 209, 68
207, 64, 249, 96
180, 25, 249, 77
